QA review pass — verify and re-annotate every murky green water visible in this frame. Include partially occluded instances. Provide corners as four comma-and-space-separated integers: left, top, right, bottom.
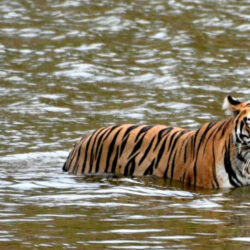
0, 0, 250, 249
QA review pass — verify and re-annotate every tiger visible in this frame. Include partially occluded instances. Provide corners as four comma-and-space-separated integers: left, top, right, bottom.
62, 95, 250, 189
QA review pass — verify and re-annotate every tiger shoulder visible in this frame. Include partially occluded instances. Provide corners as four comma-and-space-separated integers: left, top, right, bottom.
63, 95, 250, 189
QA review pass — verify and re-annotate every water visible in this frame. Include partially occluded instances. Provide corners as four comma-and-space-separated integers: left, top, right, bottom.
0, 0, 250, 249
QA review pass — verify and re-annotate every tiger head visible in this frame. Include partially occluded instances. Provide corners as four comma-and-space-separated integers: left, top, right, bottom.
223, 95, 250, 178
223, 95, 250, 147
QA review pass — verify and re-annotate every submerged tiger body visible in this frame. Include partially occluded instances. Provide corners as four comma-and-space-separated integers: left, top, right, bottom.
63, 96, 250, 189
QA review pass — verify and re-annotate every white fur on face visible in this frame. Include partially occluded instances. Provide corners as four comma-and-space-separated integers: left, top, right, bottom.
247, 113, 250, 127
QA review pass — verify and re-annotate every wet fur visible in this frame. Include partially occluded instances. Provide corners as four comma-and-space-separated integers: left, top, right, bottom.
63, 96, 250, 189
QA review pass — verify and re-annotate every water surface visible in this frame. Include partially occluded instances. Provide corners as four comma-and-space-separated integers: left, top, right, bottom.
0, 0, 250, 249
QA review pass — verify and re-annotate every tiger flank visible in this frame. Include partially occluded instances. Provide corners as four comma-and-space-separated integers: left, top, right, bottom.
63, 96, 250, 189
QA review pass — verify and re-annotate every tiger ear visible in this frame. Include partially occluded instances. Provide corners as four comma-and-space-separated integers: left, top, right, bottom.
222, 95, 242, 116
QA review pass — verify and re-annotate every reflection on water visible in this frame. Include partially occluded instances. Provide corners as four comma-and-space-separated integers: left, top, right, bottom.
0, 151, 250, 249
0, 0, 250, 249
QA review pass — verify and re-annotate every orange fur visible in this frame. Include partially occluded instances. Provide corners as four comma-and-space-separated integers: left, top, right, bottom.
63, 96, 250, 189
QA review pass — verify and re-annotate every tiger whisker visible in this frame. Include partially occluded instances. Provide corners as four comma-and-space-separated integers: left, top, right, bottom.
242, 160, 250, 177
